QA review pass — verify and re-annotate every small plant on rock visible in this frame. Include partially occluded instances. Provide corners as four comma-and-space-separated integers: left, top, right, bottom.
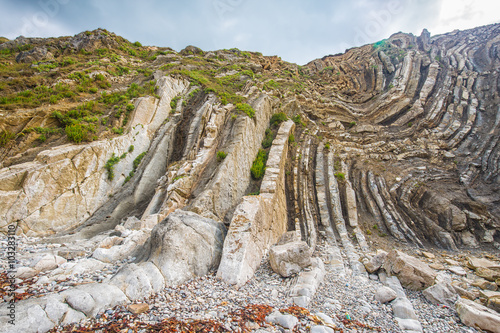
216, 150, 228, 162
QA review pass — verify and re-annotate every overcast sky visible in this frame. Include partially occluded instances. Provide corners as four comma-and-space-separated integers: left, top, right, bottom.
0, 0, 499, 65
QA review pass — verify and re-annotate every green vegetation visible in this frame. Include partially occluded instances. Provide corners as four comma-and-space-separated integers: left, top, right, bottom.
0, 130, 14, 146
324, 142, 330, 150
170, 96, 180, 111
269, 112, 287, 127
65, 123, 96, 143
263, 79, 280, 91
251, 149, 268, 180
105, 153, 121, 180
292, 114, 306, 127
348, 121, 357, 128
248, 191, 260, 196
216, 150, 228, 162
262, 128, 275, 149
133, 151, 147, 170
235, 103, 255, 118
124, 151, 148, 184
288, 134, 295, 143
334, 172, 345, 181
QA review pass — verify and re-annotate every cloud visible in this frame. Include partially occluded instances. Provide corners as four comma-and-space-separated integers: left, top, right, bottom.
0, 0, 498, 65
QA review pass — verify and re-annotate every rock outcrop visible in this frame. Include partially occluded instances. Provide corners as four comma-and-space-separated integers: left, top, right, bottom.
1, 23, 500, 333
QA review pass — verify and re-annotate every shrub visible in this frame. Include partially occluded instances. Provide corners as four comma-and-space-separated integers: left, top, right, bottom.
288, 134, 295, 143
65, 124, 88, 143
105, 153, 120, 180
262, 128, 274, 149
0, 130, 14, 147
133, 41, 142, 47
170, 96, 180, 110
128, 145, 134, 153
133, 152, 147, 170
251, 149, 268, 180
126, 104, 135, 112
216, 150, 228, 162
334, 172, 345, 181
269, 112, 287, 127
292, 114, 306, 127
236, 103, 255, 118
325, 142, 330, 150
348, 121, 356, 128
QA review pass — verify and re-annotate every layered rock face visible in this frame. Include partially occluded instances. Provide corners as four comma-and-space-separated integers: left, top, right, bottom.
1, 24, 500, 333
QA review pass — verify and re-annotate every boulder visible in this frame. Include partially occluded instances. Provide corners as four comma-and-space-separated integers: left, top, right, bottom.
110, 264, 155, 300
15, 267, 38, 279
61, 308, 86, 325
266, 313, 298, 330
422, 281, 458, 306
448, 266, 467, 276
64, 289, 95, 316
382, 250, 437, 290
31, 253, 66, 272
456, 298, 500, 333
16, 46, 53, 63
361, 250, 387, 273
467, 256, 500, 270
472, 278, 498, 291
488, 297, 500, 313
375, 286, 397, 303
269, 241, 312, 277
476, 267, 500, 282
146, 210, 226, 285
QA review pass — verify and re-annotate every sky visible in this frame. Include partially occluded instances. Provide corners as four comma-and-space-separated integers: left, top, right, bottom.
0, 0, 499, 65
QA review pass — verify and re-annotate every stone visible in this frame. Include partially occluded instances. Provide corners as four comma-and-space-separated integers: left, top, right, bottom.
110, 264, 154, 301
127, 303, 149, 314
375, 286, 397, 303
122, 216, 141, 230
74, 283, 127, 317
429, 263, 445, 270
423, 281, 458, 307
92, 230, 149, 263
310, 326, 334, 333
57, 249, 86, 260
64, 289, 95, 316
382, 250, 437, 290
467, 256, 500, 270
146, 210, 226, 285
61, 308, 86, 325
421, 251, 435, 259
15, 266, 38, 279
266, 314, 298, 329
472, 278, 498, 291
315, 313, 334, 325
448, 266, 467, 276
43, 296, 68, 323
361, 250, 387, 273
97, 236, 123, 249
452, 284, 477, 300
6, 303, 54, 333
31, 254, 67, 272
488, 297, 500, 313
16, 46, 53, 63
444, 258, 460, 266
269, 241, 312, 277
456, 298, 500, 333
391, 297, 419, 320
476, 267, 500, 282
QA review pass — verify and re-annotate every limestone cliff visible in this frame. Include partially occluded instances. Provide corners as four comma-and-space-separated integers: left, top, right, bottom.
0, 24, 500, 332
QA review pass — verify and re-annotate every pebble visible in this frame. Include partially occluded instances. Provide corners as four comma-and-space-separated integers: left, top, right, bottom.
0, 233, 486, 333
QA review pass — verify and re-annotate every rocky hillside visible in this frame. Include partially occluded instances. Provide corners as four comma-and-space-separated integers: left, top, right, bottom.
0, 25, 500, 333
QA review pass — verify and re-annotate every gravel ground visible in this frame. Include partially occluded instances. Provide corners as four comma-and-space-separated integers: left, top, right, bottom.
0, 235, 487, 332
